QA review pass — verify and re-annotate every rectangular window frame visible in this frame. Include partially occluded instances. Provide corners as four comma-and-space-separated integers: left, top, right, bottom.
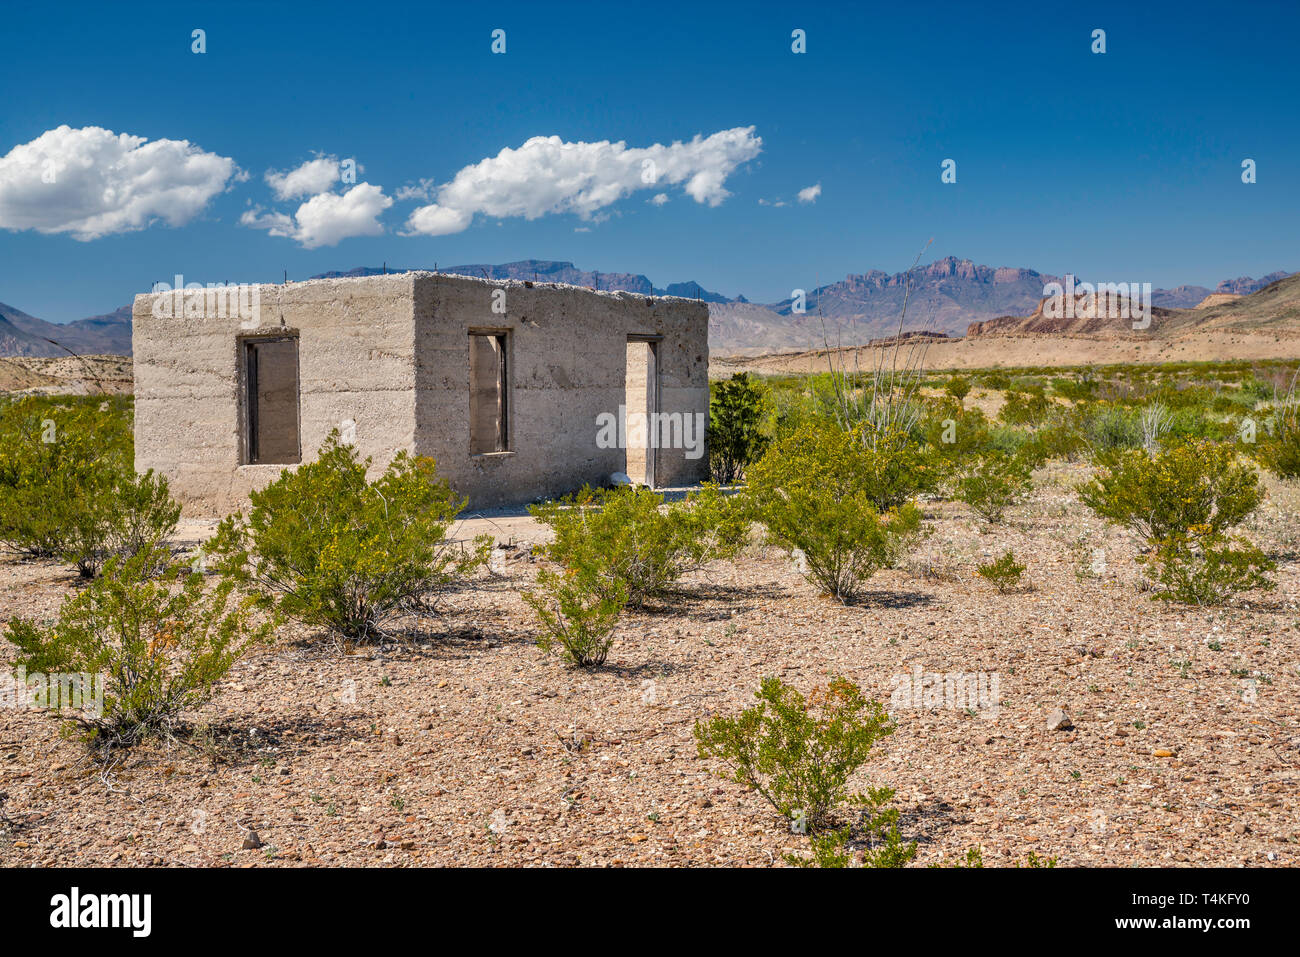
468, 330, 511, 456
240, 334, 301, 466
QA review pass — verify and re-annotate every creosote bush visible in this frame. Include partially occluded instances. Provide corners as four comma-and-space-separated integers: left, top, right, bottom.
1148, 531, 1275, 606
522, 568, 626, 667
209, 433, 488, 645
694, 676, 902, 839
785, 805, 917, 868
528, 483, 748, 609
1077, 439, 1273, 604
1254, 404, 1300, 480
998, 387, 1051, 426
61, 468, 181, 579
1078, 440, 1263, 544
6, 544, 270, 752
943, 375, 971, 404
747, 424, 923, 603
977, 550, 1026, 593
955, 451, 1033, 524
855, 428, 942, 512
0, 395, 137, 561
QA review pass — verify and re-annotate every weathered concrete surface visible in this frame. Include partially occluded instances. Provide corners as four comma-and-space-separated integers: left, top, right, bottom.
134, 272, 708, 515
413, 273, 708, 507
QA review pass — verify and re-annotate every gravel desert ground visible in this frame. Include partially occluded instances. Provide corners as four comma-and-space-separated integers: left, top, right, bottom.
3, 466, 1296, 868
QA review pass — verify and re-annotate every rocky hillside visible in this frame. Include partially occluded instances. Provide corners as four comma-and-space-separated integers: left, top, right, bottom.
768, 257, 1068, 333
967, 273, 1300, 339
0, 355, 132, 394
1151, 271, 1291, 308
0, 302, 133, 357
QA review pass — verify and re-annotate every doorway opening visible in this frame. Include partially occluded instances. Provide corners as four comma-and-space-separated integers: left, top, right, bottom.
624, 337, 659, 487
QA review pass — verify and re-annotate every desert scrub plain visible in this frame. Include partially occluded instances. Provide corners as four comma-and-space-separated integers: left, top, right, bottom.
0, 359, 1298, 868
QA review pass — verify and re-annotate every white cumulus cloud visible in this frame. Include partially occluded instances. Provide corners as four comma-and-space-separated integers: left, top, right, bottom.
241, 183, 393, 248
797, 182, 822, 204
0, 124, 240, 240
265, 156, 343, 200
404, 127, 761, 237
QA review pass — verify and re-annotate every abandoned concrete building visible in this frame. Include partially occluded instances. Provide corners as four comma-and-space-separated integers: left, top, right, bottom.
131, 272, 710, 516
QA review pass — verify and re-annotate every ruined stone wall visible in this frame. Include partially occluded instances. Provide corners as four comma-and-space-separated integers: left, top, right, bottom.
133, 274, 418, 516
133, 271, 709, 515
412, 273, 709, 508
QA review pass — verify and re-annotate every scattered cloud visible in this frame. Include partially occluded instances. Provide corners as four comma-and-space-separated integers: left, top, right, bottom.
265, 155, 344, 200
241, 183, 393, 248
649, 193, 669, 206
404, 127, 761, 237
395, 178, 435, 201
798, 182, 822, 204
758, 197, 787, 207
0, 124, 240, 240
405, 202, 471, 237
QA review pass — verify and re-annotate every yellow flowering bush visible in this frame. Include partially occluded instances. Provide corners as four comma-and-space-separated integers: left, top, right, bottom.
1077, 440, 1273, 604
1077, 440, 1263, 544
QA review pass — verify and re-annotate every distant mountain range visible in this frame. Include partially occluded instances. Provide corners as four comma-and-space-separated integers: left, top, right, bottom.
1150, 272, 1294, 308
0, 301, 133, 358
1, 258, 1292, 358
310, 260, 736, 303
967, 271, 1300, 339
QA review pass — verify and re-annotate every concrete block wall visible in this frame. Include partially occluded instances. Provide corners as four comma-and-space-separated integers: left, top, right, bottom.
411, 273, 710, 507
133, 274, 418, 516
133, 271, 710, 515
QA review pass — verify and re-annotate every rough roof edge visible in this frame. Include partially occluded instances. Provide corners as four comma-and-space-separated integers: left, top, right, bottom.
131, 269, 711, 309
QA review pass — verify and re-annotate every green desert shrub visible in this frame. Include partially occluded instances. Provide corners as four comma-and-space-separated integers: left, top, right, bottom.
1020, 409, 1088, 462
976, 550, 1026, 592
694, 676, 907, 852
855, 428, 943, 510
955, 451, 1034, 523
943, 375, 971, 404
1083, 404, 1143, 452
6, 543, 270, 751
60, 467, 181, 579
707, 372, 769, 484
522, 568, 626, 667
1147, 532, 1275, 606
922, 405, 992, 468
983, 423, 1034, 458
803, 411, 940, 510
747, 424, 923, 603
1078, 440, 1273, 604
1077, 440, 1264, 544
0, 396, 134, 559
209, 433, 488, 644
998, 387, 1051, 426
1254, 405, 1300, 480
529, 483, 748, 609
786, 811, 918, 868
1051, 376, 1097, 403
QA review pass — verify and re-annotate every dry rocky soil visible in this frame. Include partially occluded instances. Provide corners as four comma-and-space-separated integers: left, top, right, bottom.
1, 466, 1298, 867
712, 329, 1300, 377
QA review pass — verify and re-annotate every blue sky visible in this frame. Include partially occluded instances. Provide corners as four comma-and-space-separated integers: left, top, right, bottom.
1, 0, 1297, 322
